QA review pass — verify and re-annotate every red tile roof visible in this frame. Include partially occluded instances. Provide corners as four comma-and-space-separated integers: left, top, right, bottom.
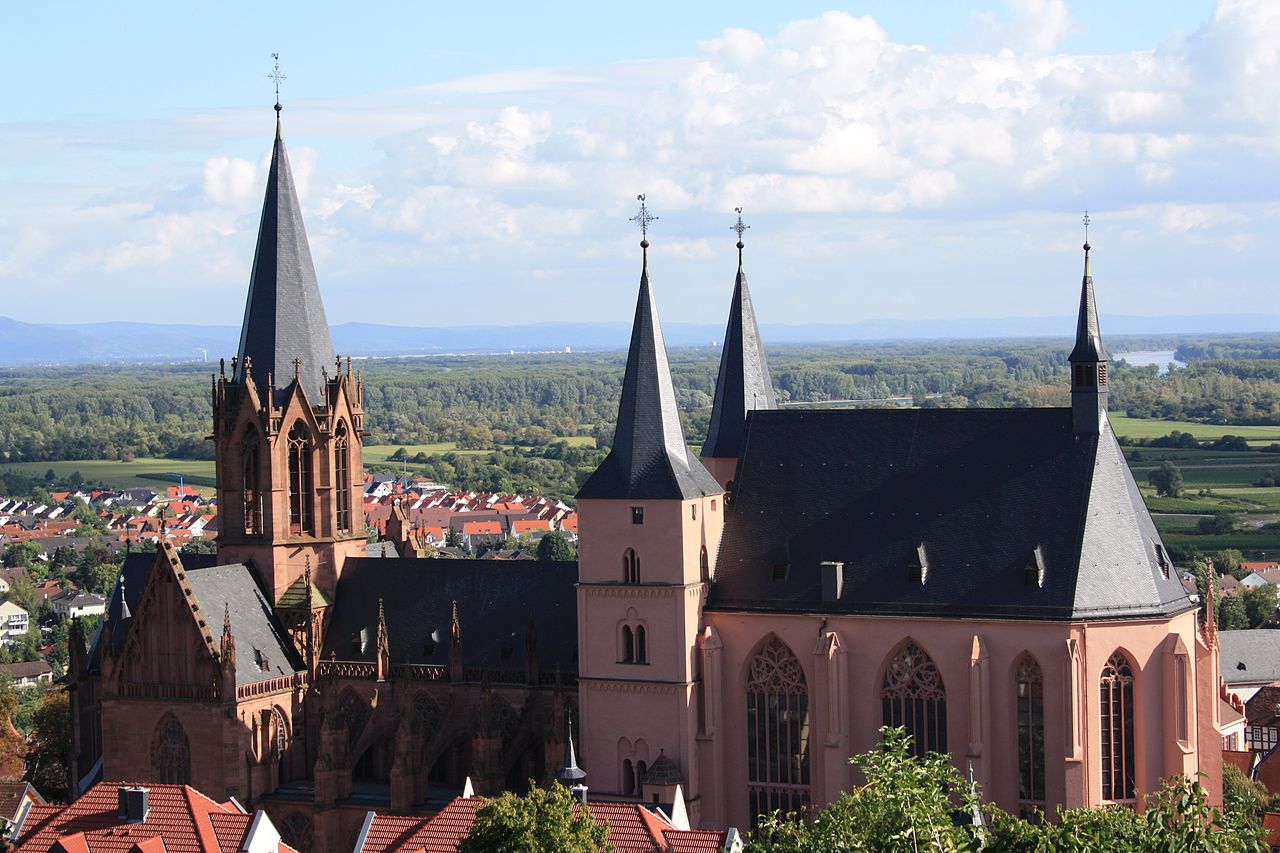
14, 783, 298, 853
357, 796, 727, 853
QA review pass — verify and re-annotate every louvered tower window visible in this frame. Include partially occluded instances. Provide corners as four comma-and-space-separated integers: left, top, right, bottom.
287, 422, 314, 535
335, 421, 352, 533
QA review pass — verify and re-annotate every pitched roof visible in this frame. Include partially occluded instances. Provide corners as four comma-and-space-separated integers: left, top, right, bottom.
189, 563, 304, 686
322, 558, 577, 672
711, 408, 1192, 621
0, 781, 43, 823
578, 251, 722, 502
234, 111, 335, 403
13, 782, 298, 853
1220, 630, 1280, 686
355, 796, 727, 853
1068, 246, 1107, 363
703, 250, 776, 459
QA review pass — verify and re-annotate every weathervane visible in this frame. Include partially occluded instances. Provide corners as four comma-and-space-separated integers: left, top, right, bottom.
1082, 209, 1091, 250
732, 207, 749, 262
269, 53, 287, 109
630, 194, 657, 247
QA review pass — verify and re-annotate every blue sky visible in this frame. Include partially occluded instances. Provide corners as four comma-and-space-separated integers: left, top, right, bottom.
3, 1, 1276, 330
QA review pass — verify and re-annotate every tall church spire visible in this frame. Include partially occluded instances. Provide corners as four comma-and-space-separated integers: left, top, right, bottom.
235, 100, 335, 403
703, 209, 776, 469
1069, 213, 1108, 434
577, 198, 721, 500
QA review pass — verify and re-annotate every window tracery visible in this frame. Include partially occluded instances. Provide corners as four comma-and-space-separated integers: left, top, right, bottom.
152, 714, 191, 785
1016, 655, 1045, 804
881, 642, 947, 756
1100, 652, 1136, 801
746, 637, 810, 822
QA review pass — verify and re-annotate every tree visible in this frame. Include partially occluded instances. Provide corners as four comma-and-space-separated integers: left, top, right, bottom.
25, 689, 70, 802
1199, 512, 1238, 535
0, 682, 28, 780
457, 782, 611, 853
1148, 461, 1184, 497
536, 531, 576, 563
1219, 593, 1250, 631
1216, 549, 1246, 579
1245, 584, 1280, 628
751, 727, 981, 852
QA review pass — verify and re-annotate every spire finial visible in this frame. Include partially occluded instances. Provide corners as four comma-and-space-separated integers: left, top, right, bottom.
1082, 209, 1091, 252
270, 53, 286, 112
630, 194, 656, 253
732, 207, 749, 262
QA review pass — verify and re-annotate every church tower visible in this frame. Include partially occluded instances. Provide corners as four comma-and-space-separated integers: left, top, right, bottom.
701, 210, 776, 488
212, 102, 366, 609
1069, 221, 1108, 435
576, 200, 723, 818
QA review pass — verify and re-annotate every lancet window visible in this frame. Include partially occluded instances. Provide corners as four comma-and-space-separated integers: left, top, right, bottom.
287, 422, 314, 535
746, 637, 810, 822
623, 548, 640, 584
335, 420, 352, 533
881, 642, 947, 756
241, 428, 263, 535
1100, 652, 1136, 801
1016, 655, 1045, 804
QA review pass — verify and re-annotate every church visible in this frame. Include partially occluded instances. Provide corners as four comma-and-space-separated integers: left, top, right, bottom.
68, 105, 1228, 851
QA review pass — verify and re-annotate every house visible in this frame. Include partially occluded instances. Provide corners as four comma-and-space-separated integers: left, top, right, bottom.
0, 568, 25, 595
0, 782, 44, 836
0, 661, 52, 689
510, 518, 552, 539
352, 791, 736, 853
10, 782, 299, 853
1220, 630, 1280, 701
0, 602, 29, 643
50, 589, 107, 621
1242, 569, 1280, 588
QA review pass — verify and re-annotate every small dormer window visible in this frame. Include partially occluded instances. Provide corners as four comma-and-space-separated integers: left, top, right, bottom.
908, 544, 928, 586
1154, 542, 1169, 579
1025, 546, 1046, 588
254, 648, 269, 672
1097, 364, 1108, 385
631, 506, 644, 525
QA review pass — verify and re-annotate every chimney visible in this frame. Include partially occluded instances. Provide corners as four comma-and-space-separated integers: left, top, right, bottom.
118, 785, 149, 823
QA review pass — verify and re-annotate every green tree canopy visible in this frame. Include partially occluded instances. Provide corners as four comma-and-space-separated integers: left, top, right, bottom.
1244, 584, 1280, 628
537, 531, 576, 563
25, 689, 70, 802
457, 782, 611, 853
1148, 461, 1185, 497
1219, 593, 1250, 631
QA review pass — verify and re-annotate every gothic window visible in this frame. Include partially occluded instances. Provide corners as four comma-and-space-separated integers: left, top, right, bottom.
152, 714, 191, 785
623, 549, 640, 584
746, 637, 810, 822
335, 421, 352, 533
881, 642, 946, 756
621, 626, 635, 663
287, 422, 314, 535
1016, 655, 1045, 804
241, 428, 263, 535
1100, 652, 1136, 801
636, 625, 647, 664
622, 758, 635, 795
278, 813, 313, 853
700, 546, 709, 582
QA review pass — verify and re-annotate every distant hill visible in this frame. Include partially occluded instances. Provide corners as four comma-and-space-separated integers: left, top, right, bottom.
3, 313, 1280, 366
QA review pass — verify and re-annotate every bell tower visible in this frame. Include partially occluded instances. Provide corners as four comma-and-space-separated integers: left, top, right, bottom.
576, 199, 723, 819
213, 102, 366, 607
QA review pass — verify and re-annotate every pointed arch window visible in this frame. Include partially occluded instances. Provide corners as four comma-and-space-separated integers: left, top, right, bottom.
153, 714, 191, 785
621, 626, 635, 663
335, 420, 352, 533
1016, 655, 1045, 804
700, 546, 709, 582
622, 758, 635, 795
287, 422, 314, 535
636, 625, 647, 664
623, 549, 640, 584
241, 428, 263, 535
1100, 652, 1136, 801
881, 642, 946, 756
746, 637, 810, 822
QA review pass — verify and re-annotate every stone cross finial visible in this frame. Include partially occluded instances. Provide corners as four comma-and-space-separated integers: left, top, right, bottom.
269, 53, 286, 107
630, 194, 657, 246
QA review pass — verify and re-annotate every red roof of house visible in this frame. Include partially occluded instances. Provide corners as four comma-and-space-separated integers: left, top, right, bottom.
511, 519, 551, 534
14, 782, 299, 853
356, 796, 727, 853
461, 521, 502, 535
560, 513, 578, 532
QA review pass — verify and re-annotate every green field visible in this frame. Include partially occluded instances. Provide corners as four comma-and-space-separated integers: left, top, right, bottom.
1109, 415, 1280, 444
1, 458, 216, 494
364, 436, 597, 466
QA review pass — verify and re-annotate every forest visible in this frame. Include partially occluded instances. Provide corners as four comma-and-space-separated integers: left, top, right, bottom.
3, 333, 1280, 503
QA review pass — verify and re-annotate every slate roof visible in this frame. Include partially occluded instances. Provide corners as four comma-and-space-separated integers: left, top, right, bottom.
234, 111, 335, 403
1220, 629, 1280, 685
578, 252, 722, 501
1068, 248, 1107, 363
703, 252, 776, 459
710, 408, 1193, 621
187, 563, 304, 686
12, 782, 298, 853
322, 558, 577, 673
89, 552, 301, 686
